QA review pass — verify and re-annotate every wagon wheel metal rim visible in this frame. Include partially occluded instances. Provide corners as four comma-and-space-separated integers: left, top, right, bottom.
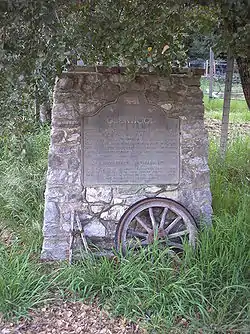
115, 197, 197, 255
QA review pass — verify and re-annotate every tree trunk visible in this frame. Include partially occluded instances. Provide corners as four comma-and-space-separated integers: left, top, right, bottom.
35, 85, 40, 122
35, 97, 40, 122
236, 56, 250, 110
209, 48, 214, 99
39, 99, 51, 123
220, 47, 234, 158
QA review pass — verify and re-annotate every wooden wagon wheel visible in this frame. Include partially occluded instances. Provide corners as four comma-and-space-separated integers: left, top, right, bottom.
115, 197, 197, 255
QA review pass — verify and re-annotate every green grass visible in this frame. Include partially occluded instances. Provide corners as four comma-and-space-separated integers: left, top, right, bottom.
0, 126, 53, 319
0, 126, 249, 332
203, 95, 250, 122
0, 242, 54, 318
209, 137, 250, 215
0, 125, 50, 250
55, 135, 250, 332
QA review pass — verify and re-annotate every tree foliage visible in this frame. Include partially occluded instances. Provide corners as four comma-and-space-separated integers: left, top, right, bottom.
0, 0, 193, 120
0, 0, 249, 111
194, 0, 250, 109
0, 1, 191, 80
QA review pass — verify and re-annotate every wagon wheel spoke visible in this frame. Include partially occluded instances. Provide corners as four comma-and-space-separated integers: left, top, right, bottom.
159, 207, 168, 229
165, 216, 182, 234
135, 216, 152, 233
167, 241, 184, 250
168, 230, 188, 239
127, 239, 149, 249
127, 229, 148, 239
157, 238, 184, 250
149, 207, 157, 230
141, 240, 150, 246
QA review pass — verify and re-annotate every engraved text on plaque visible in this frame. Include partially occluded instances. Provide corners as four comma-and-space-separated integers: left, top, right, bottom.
82, 93, 180, 185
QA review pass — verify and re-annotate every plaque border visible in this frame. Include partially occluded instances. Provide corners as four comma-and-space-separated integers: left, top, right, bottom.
80, 92, 181, 186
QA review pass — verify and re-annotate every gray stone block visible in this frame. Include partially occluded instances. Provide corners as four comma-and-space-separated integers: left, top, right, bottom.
85, 187, 112, 203
44, 202, 60, 223
84, 219, 106, 237
100, 205, 128, 221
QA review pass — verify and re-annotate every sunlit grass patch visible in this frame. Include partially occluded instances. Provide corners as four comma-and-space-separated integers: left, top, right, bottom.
203, 95, 250, 122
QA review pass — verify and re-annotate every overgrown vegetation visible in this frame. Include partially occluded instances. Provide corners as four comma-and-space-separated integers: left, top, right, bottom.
0, 125, 50, 250
0, 122, 249, 332
0, 243, 54, 318
57, 135, 250, 333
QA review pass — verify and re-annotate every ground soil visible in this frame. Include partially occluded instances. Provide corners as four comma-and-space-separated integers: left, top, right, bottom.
204, 118, 250, 138
0, 302, 144, 334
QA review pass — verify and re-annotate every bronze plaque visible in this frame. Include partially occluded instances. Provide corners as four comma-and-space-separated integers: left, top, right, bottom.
82, 93, 180, 185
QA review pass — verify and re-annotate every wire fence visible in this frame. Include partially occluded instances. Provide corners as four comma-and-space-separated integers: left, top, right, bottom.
190, 59, 244, 100
200, 76, 244, 100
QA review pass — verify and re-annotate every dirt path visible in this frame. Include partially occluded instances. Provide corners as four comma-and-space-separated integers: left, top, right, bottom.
205, 118, 250, 137
0, 302, 144, 334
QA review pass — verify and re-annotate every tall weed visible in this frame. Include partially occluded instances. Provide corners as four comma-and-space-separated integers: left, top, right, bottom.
209, 136, 250, 214
0, 121, 249, 332
0, 126, 50, 250
0, 242, 52, 318
56, 137, 250, 332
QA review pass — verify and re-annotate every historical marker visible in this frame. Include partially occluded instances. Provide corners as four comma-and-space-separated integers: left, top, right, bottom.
82, 93, 180, 185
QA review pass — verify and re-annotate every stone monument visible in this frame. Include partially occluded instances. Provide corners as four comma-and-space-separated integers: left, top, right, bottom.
41, 67, 212, 260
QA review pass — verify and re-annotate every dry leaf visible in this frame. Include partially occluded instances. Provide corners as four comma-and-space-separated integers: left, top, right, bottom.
0, 301, 145, 334
162, 44, 170, 54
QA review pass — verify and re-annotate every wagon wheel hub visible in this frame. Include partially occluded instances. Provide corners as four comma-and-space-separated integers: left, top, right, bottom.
146, 228, 166, 243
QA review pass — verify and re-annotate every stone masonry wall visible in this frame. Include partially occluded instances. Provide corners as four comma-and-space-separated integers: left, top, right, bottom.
41, 68, 212, 260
